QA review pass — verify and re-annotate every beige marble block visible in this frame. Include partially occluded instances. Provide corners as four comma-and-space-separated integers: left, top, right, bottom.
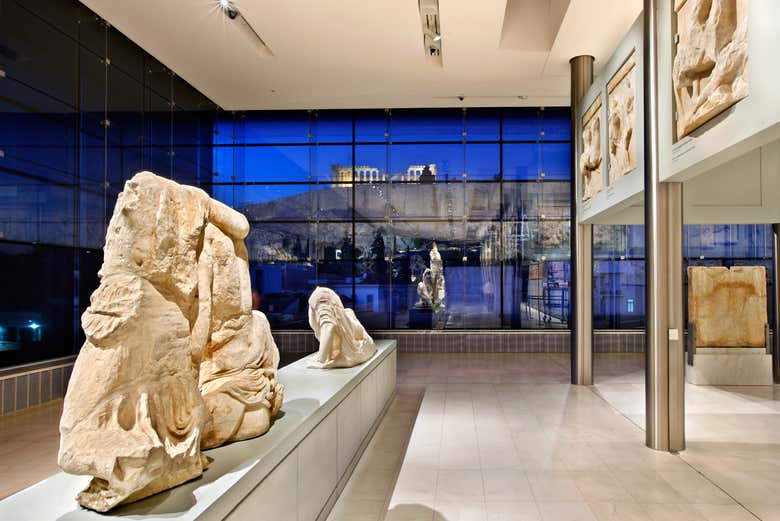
59, 172, 283, 512
673, 0, 749, 139
580, 97, 602, 201
688, 265, 766, 347
607, 51, 637, 185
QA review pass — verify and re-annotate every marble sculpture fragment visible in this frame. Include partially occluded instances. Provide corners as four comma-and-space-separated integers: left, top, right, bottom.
58, 172, 284, 512
673, 0, 748, 139
688, 265, 766, 347
416, 242, 446, 311
608, 52, 637, 185
580, 98, 602, 201
308, 286, 377, 368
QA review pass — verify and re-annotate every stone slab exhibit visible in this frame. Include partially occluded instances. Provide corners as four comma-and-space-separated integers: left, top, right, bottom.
673, 0, 749, 139
580, 97, 603, 201
58, 172, 283, 511
687, 265, 766, 347
687, 266, 771, 386
0, 340, 397, 521
607, 50, 637, 185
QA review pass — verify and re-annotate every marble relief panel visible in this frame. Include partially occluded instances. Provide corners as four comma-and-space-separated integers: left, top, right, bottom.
607, 50, 637, 186
673, 0, 749, 139
580, 97, 602, 201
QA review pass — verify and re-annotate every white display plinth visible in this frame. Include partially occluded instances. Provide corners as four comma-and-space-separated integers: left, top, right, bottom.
0, 340, 397, 521
687, 347, 773, 386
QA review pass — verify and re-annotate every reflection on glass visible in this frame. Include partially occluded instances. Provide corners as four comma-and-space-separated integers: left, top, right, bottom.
0, 243, 75, 367
247, 223, 353, 329
591, 224, 775, 330
592, 225, 645, 328
0, 1, 214, 367
502, 220, 571, 329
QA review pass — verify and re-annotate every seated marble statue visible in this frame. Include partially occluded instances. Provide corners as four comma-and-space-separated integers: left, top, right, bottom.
307, 286, 377, 368
58, 172, 284, 512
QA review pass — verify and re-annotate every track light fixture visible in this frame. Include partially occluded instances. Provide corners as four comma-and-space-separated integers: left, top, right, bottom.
218, 0, 239, 19
216, 0, 273, 57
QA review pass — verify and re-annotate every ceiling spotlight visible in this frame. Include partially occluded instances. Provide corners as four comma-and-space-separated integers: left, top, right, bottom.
216, 0, 273, 56
433, 34, 441, 42
218, 0, 239, 19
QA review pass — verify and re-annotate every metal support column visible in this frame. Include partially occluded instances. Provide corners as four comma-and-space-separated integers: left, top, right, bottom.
570, 55, 594, 386
773, 224, 780, 383
644, 0, 685, 451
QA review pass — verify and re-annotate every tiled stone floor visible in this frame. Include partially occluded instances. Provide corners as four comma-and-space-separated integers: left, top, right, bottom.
1, 353, 778, 521
594, 354, 780, 521
330, 354, 773, 521
0, 399, 62, 500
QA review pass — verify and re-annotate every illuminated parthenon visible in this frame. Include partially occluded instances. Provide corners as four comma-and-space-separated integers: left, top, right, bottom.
332, 164, 437, 185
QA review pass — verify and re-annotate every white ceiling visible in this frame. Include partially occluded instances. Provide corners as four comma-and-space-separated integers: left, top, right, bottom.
80, 0, 641, 110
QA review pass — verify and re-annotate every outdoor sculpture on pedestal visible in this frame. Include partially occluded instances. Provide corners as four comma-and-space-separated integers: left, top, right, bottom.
307, 286, 376, 368
673, 0, 749, 139
58, 172, 283, 512
417, 242, 446, 311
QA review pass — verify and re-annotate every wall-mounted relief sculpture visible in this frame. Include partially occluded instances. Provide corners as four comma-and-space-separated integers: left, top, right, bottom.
580, 97, 602, 201
308, 286, 377, 368
673, 0, 749, 139
688, 265, 766, 347
58, 172, 284, 512
607, 51, 637, 185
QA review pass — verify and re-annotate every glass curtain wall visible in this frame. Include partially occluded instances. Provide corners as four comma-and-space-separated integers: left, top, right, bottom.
0, 0, 215, 367
592, 224, 776, 330
211, 108, 572, 330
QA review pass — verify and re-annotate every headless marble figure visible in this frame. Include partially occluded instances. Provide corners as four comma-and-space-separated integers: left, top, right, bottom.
308, 286, 376, 368
58, 172, 283, 512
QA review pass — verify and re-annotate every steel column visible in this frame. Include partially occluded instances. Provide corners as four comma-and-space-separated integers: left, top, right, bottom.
773, 224, 780, 383
570, 55, 594, 386
644, 0, 685, 451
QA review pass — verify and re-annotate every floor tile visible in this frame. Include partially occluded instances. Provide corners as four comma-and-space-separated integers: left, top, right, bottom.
537, 501, 598, 521
586, 501, 652, 521
434, 500, 488, 521
482, 469, 533, 502
485, 501, 541, 521
527, 470, 584, 501
436, 469, 485, 502
393, 468, 438, 502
